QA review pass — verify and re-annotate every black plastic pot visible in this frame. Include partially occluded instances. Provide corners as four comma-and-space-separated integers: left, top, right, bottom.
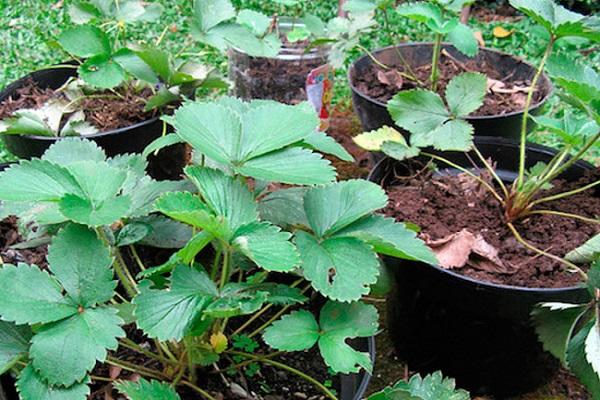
0, 67, 185, 180
349, 43, 553, 140
369, 137, 592, 397
0, 336, 374, 400
228, 17, 329, 104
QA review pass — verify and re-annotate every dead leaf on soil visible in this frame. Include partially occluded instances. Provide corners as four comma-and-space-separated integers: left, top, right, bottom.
377, 69, 404, 89
487, 78, 532, 94
426, 229, 516, 274
493, 26, 514, 38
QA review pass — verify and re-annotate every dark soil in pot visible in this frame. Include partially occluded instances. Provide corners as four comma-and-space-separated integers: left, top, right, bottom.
369, 137, 594, 396
0, 67, 186, 181
228, 19, 329, 104
349, 43, 552, 139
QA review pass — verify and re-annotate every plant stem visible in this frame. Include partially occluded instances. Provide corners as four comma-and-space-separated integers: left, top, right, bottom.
219, 249, 231, 290
530, 179, 600, 207
96, 229, 137, 298
430, 33, 443, 91
129, 245, 146, 271
118, 338, 178, 367
210, 248, 222, 281
227, 351, 338, 400
90, 375, 114, 383
506, 222, 586, 280
381, 8, 421, 84
472, 146, 509, 198
180, 380, 217, 400
105, 357, 165, 380
526, 210, 600, 225
516, 36, 555, 189
421, 152, 505, 203
357, 44, 390, 71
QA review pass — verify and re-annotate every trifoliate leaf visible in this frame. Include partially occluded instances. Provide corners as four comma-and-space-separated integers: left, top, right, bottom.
65, 161, 127, 205
368, 371, 470, 400
193, 0, 235, 32
236, 147, 336, 185
17, 365, 90, 400
185, 166, 258, 232
445, 72, 487, 117
396, 2, 444, 29
79, 54, 126, 89
0, 159, 83, 202
295, 231, 380, 302
203, 288, 268, 319
59, 193, 131, 227
303, 130, 354, 162
47, 224, 114, 307
58, 25, 111, 57
353, 126, 405, 151
0, 321, 32, 374
567, 320, 600, 396
233, 222, 300, 272
547, 55, 600, 104
388, 89, 449, 135
304, 180, 388, 238
318, 301, 378, 373
115, 378, 181, 400
334, 215, 437, 264
0, 264, 77, 325
447, 23, 479, 58
532, 302, 589, 363
42, 138, 106, 165
134, 265, 217, 341
30, 307, 124, 386
263, 310, 320, 351
258, 187, 309, 229
236, 9, 271, 36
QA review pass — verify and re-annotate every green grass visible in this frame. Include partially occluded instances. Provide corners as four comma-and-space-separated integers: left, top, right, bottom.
0, 1, 598, 163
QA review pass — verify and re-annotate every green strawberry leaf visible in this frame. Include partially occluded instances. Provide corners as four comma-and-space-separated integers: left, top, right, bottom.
203, 288, 268, 318
59, 193, 132, 227
115, 379, 181, 400
42, 138, 106, 165
567, 320, 600, 396
192, 0, 235, 32
17, 365, 90, 400
79, 54, 126, 89
58, 25, 111, 57
113, 48, 159, 84
333, 215, 437, 264
185, 166, 258, 232
263, 310, 320, 351
236, 9, 271, 36
532, 302, 590, 363
0, 264, 77, 325
295, 231, 380, 302
547, 55, 600, 104
68, 2, 101, 24
445, 72, 487, 117
47, 224, 115, 307
447, 23, 479, 58
233, 222, 299, 272
134, 265, 217, 341
388, 89, 450, 135
258, 187, 309, 229
30, 307, 124, 386
585, 318, 600, 378
264, 301, 378, 373
0, 159, 83, 202
368, 371, 471, 400
303, 130, 354, 162
304, 180, 388, 238
381, 140, 421, 161
566, 233, 600, 264
411, 119, 474, 152
0, 321, 32, 374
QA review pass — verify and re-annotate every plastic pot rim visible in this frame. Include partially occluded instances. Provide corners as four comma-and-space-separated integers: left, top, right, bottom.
348, 42, 554, 121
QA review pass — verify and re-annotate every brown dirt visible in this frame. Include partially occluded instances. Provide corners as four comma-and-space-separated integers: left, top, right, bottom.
0, 79, 158, 133
326, 105, 373, 180
383, 164, 600, 288
0, 216, 47, 268
472, 4, 521, 22
354, 53, 543, 116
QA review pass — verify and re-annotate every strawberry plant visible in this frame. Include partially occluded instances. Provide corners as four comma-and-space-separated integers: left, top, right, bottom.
354, 0, 600, 393
0, 98, 435, 399
368, 371, 470, 400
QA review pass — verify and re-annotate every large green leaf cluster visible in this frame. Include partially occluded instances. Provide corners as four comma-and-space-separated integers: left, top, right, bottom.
0, 224, 123, 399
0, 138, 187, 244
368, 371, 471, 400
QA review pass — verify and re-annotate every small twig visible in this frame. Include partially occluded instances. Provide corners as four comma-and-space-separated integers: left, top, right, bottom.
441, 49, 474, 73
527, 210, 600, 225
180, 380, 217, 400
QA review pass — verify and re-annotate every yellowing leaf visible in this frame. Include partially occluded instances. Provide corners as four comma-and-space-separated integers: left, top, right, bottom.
493, 26, 513, 38
210, 332, 228, 354
353, 126, 405, 151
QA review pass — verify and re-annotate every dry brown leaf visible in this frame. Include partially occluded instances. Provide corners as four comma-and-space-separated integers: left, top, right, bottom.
488, 78, 532, 94
427, 229, 476, 269
108, 365, 122, 380
377, 69, 404, 89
